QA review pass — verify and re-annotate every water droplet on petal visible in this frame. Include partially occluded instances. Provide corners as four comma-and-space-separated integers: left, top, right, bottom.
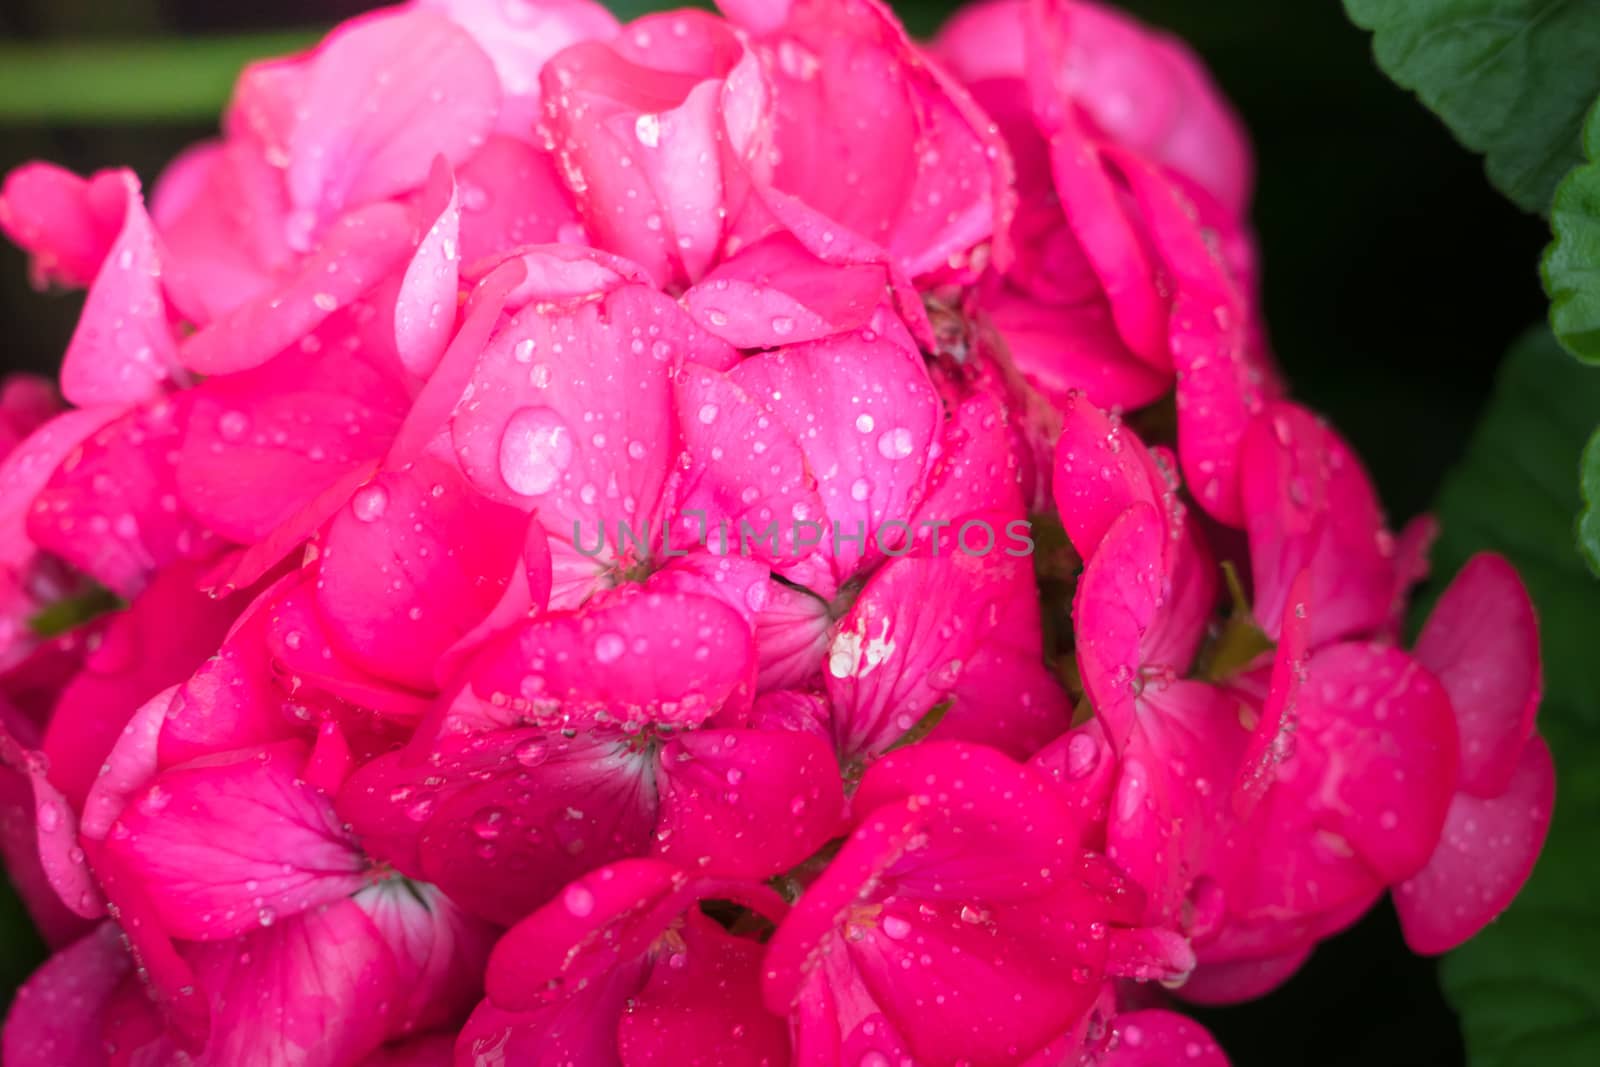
499, 407, 574, 496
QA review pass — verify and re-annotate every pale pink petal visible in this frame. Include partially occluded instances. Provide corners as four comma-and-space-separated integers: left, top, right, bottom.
355, 879, 498, 1037
179, 202, 415, 376
392, 160, 463, 378
454, 136, 585, 268
285, 11, 500, 233
416, 0, 620, 138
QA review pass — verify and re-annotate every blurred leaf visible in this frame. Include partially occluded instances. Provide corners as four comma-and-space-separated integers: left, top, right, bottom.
1343, 0, 1600, 214
0, 32, 321, 124
1425, 327, 1600, 1064
1546, 101, 1600, 362
1580, 429, 1600, 574
0, 878, 47, 1012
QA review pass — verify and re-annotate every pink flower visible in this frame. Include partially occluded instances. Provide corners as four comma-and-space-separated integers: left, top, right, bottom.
935, 0, 1278, 521
0, 1, 1558, 1062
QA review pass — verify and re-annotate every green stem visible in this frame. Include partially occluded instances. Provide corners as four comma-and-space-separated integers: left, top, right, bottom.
0, 31, 323, 124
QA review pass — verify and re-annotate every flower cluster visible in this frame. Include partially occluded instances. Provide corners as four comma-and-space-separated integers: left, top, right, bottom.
0, 1, 1554, 1064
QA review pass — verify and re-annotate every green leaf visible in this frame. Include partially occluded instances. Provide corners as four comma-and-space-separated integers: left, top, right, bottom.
1425, 327, 1600, 1064
1342, 0, 1600, 214
1545, 100, 1600, 362
1580, 427, 1600, 574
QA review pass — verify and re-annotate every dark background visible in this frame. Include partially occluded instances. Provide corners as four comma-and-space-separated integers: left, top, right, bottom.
0, 1, 1551, 1063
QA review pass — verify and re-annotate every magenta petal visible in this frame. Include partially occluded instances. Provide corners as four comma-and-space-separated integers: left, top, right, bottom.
101, 741, 368, 940
0, 407, 118, 574
455, 965, 640, 1067
1232, 569, 1311, 818
178, 337, 407, 545
1072, 503, 1163, 749
1100, 1009, 1229, 1067
1241, 403, 1395, 646
654, 727, 845, 878
43, 560, 248, 808
486, 858, 689, 1010
732, 327, 939, 587
617, 911, 791, 1067
1181, 945, 1313, 1006
466, 584, 755, 731
1051, 390, 1167, 559
339, 730, 656, 926
286, 11, 500, 229
454, 136, 585, 268
187, 898, 399, 1067
28, 395, 220, 599
1414, 553, 1542, 796
1, 922, 130, 1067
1394, 734, 1555, 955
317, 457, 523, 691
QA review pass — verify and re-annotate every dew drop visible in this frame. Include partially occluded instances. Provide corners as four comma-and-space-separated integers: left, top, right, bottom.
499, 407, 574, 496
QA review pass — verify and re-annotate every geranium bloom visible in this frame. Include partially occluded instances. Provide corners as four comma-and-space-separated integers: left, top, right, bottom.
0, 0, 1555, 1064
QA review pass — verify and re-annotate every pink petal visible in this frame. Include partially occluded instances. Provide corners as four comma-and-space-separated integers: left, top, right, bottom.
464, 582, 755, 732
671, 362, 827, 567
454, 965, 641, 1067
617, 911, 791, 1067
1394, 734, 1555, 955
415, 0, 619, 138
1180, 945, 1313, 1006
0, 163, 124, 289
56, 171, 180, 407
825, 545, 1013, 763
42, 560, 250, 808
654, 727, 845, 878
0, 720, 105, 919
1, 922, 130, 1067
747, 0, 1014, 277
28, 394, 221, 599
339, 730, 656, 926
1100, 1009, 1229, 1067
317, 457, 524, 691
392, 160, 462, 378
732, 326, 939, 590
1241, 403, 1395, 647
541, 12, 763, 287
186, 898, 399, 1067
1232, 568, 1311, 818
285, 11, 500, 232
179, 202, 416, 377
355, 879, 498, 1037
0, 407, 120, 576
1072, 503, 1163, 748
1050, 389, 1167, 559
1414, 553, 1542, 796
683, 232, 886, 348
454, 136, 585, 269
178, 333, 408, 545
984, 284, 1172, 412
100, 740, 369, 940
